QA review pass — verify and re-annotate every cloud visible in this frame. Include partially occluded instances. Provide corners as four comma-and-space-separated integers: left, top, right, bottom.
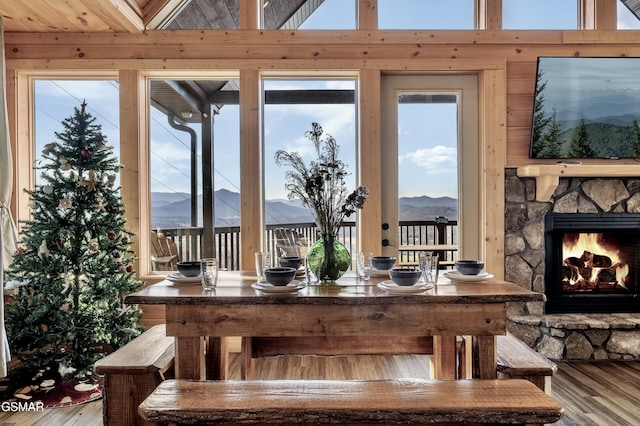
400, 145, 457, 174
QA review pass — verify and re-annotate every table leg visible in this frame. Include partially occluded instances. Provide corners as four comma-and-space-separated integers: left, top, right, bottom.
206, 336, 228, 380
241, 337, 255, 380
431, 335, 457, 380
175, 336, 205, 380
475, 335, 497, 379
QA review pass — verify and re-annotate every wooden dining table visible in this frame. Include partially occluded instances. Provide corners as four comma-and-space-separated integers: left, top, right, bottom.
124, 271, 544, 381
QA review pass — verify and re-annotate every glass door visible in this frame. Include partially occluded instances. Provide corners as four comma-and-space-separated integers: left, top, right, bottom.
380, 75, 480, 264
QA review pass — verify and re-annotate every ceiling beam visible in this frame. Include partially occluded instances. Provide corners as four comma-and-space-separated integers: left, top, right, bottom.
78, 0, 145, 33
144, 0, 192, 29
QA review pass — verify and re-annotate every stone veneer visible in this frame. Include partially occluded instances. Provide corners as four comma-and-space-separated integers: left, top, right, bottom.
504, 169, 640, 361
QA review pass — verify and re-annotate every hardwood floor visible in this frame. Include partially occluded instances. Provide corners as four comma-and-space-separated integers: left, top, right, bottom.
0, 356, 637, 425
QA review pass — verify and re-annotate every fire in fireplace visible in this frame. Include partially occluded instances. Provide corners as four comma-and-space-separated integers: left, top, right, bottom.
562, 233, 630, 293
545, 213, 640, 313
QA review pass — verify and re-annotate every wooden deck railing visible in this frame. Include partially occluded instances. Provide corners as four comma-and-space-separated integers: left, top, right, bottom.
156, 218, 457, 271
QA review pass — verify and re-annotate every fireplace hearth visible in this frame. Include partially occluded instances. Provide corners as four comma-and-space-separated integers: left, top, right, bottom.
545, 213, 640, 313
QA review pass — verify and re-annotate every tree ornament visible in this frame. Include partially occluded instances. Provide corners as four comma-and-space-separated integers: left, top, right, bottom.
28, 199, 37, 209
126, 265, 134, 273
88, 238, 100, 253
38, 240, 50, 258
117, 305, 132, 316
108, 233, 117, 241
43, 185, 53, 194
94, 199, 107, 212
59, 156, 72, 171
81, 149, 91, 158
59, 197, 73, 210
107, 175, 116, 187
97, 300, 109, 310
56, 236, 66, 249
42, 143, 55, 155
78, 171, 97, 192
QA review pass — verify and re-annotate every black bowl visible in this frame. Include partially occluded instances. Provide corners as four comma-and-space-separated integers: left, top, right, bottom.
264, 267, 297, 286
177, 261, 201, 277
455, 260, 485, 275
279, 256, 303, 269
389, 267, 422, 286
371, 256, 396, 270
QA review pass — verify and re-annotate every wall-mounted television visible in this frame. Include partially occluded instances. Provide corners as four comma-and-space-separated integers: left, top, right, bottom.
530, 57, 640, 160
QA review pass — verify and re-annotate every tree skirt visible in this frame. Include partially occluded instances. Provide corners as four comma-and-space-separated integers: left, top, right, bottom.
14, 378, 102, 409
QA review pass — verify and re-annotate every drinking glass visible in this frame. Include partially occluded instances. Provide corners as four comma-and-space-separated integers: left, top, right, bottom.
357, 252, 373, 282
419, 252, 439, 285
200, 258, 218, 291
255, 251, 272, 283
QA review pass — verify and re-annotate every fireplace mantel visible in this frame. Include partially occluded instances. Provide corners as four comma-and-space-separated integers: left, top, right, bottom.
517, 163, 640, 201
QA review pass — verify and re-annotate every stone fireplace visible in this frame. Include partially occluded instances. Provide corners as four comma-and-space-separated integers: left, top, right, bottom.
504, 170, 640, 361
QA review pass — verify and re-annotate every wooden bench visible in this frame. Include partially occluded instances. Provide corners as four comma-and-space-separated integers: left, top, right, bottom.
496, 333, 557, 394
244, 335, 556, 392
139, 378, 564, 425
94, 324, 175, 426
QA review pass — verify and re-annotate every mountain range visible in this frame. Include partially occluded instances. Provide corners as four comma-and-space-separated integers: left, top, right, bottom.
151, 189, 458, 229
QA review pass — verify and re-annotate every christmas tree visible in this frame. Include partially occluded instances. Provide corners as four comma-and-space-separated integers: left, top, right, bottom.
4, 102, 142, 389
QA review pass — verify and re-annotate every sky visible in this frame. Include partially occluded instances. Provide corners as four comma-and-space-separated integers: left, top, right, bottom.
33, 1, 640, 205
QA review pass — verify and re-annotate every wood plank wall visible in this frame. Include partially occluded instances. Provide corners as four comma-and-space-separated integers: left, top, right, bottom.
4, 1, 640, 294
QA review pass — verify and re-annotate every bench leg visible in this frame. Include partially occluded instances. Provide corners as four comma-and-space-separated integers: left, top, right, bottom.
103, 373, 163, 426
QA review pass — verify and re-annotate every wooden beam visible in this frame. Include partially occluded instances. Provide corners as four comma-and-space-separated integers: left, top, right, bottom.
240, 0, 259, 30
77, 0, 145, 33
239, 69, 261, 270
357, 0, 377, 30
481, 67, 507, 280
478, 0, 502, 30
358, 68, 381, 254
143, 0, 191, 29
119, 70, 149, 274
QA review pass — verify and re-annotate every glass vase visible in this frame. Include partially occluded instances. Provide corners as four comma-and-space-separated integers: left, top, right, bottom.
306, 234, 351, 283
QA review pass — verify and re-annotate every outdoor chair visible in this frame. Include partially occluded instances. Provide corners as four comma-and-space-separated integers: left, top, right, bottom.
274, 228, 308, 257
150, 230, 179, 271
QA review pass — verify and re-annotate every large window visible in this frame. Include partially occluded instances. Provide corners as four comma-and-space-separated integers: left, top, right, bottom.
148, 78, 240, 268
262, 0, 356, 29
378, 0, 475, 30
503, 0, 578, 29
618, 0, 640, 29
262, 78, 357, 259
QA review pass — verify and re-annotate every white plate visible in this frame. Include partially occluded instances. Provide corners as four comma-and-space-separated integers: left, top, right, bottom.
377, 281, 434, 294
252, 281, 306, 293
166, 273, 202, 284
443, 271, 494, 283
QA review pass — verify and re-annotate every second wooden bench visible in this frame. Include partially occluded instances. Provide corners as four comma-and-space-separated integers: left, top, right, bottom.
139, 378, 564, 425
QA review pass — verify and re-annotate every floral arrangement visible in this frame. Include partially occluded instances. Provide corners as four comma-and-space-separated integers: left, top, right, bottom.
275, 122, 368, 236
